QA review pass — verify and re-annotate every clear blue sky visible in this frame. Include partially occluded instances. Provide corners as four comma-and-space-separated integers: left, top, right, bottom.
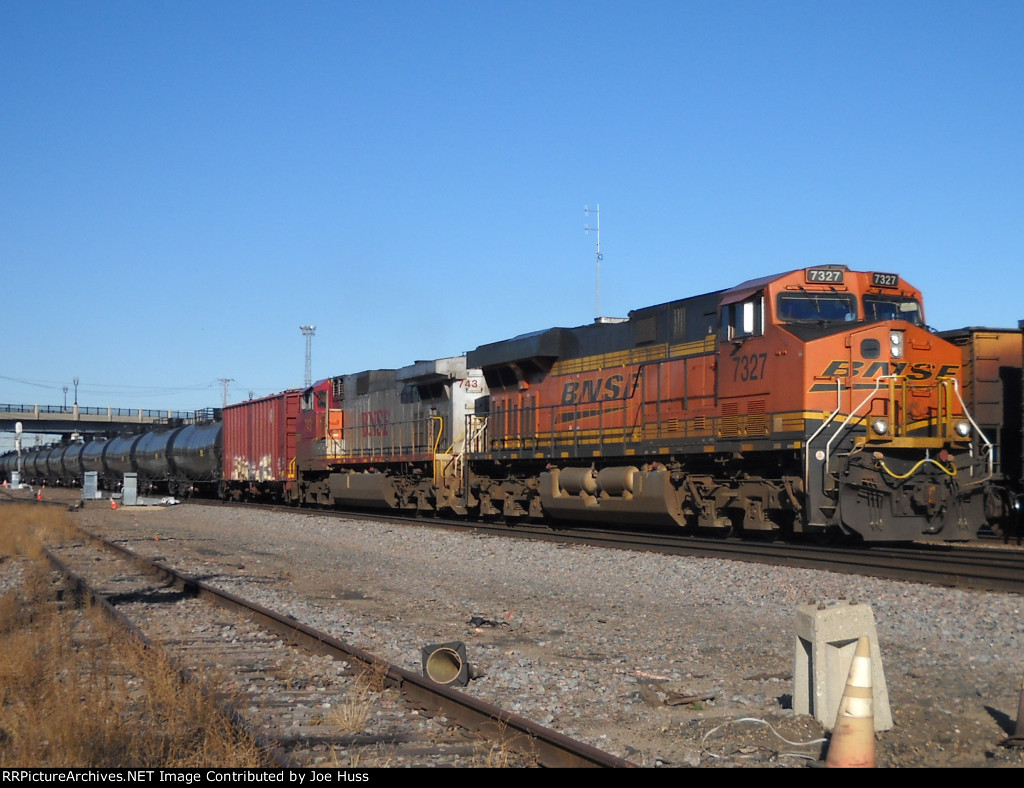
2, 0, 1022, 418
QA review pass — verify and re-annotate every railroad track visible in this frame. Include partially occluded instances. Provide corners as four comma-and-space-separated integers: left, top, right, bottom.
12, 491, 1024, 768
13, 490, 1024, 596
475, 526, 1024, 595
45, 528, 636, 768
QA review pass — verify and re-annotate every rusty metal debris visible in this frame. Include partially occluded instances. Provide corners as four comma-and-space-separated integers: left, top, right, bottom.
638, 683, 716, 708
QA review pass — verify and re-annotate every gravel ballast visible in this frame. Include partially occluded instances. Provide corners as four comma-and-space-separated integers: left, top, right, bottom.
51, 500, 1024, 768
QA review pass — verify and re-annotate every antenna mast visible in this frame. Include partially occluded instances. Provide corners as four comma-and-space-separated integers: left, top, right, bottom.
300, 325, 316, 387
584, 204, 602, 318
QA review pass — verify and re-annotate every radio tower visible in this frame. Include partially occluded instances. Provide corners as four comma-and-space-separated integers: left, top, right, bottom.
300, 325, 316, 387
584, 204, 602, 318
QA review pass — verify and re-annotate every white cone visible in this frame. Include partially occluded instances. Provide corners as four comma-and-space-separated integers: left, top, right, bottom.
826, 636, 875, 768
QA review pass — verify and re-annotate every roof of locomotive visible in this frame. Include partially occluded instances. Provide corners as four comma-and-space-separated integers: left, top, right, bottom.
467, 267, 904, 371
467, 275, 755, 371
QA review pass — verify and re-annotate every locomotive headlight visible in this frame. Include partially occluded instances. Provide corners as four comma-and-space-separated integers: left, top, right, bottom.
890, 330, 903, 358
871, 418, 890, 436
954, 420, 971, 438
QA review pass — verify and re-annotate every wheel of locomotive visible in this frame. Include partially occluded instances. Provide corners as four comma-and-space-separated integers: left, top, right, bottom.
814, 522, 863, 546
983, 485, 1017, 539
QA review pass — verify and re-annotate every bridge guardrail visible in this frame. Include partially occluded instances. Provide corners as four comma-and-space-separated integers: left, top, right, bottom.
0, 404, 219, 423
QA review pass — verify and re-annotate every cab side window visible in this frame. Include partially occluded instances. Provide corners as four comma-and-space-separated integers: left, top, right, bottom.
721, 296, 764, 341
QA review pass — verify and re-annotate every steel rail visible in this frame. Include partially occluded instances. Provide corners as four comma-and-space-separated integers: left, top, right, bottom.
77, 532, 638, 769
42, 546, 297, 768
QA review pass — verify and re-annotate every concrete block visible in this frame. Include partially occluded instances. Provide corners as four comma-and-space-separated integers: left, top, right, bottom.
794, 602, 893, 731
122, 473, 138, 506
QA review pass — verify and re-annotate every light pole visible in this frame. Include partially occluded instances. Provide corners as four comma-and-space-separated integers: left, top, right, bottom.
73, 377, 79, 406
63, 386, 68, 409
218, 378, 235, 408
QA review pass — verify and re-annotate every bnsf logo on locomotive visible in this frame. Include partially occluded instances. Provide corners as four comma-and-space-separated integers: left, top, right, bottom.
814, 360, 960, 384
561, 373, 634, 405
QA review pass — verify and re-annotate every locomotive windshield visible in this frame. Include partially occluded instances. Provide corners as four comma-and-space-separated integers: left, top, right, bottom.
776, 293, 857, 324
862, 294, 922, 325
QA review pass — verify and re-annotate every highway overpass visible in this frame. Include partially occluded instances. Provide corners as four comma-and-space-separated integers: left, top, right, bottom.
0, 403, 218, 437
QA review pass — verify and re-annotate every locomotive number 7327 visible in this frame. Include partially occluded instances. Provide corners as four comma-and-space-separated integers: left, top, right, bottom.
733, 352, 768, 382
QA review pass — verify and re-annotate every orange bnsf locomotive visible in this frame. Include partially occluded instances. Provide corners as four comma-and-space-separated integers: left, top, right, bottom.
458, 265, 996, 542
275, 264, 1000, 543
10, 264, 1001, 544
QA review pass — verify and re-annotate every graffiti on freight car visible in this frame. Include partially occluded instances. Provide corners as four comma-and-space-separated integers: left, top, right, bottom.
361, 410, 390, 437
230, 455, 275, 481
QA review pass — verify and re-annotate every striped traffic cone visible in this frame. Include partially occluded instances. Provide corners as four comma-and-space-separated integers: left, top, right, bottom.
826, 636, 876, 768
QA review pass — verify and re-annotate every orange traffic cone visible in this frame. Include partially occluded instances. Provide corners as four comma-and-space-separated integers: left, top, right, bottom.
111, 498, 118, 510
826, 636, 876, 768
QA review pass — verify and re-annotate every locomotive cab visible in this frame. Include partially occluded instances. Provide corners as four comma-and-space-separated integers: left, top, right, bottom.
717, 265, 992, 541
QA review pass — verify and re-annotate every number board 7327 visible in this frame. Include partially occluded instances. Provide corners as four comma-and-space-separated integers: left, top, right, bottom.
804, 268, 844, 284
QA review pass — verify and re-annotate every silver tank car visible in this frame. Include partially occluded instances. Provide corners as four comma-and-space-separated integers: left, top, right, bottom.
168, 421, 223, 495
59, 443, 85, 485
41, 447, 62, 484
104, 435, 141, 488
23, 446, 47, 484
80, 439, 108, 482
135, 428, 184, 491
0, 452, 12, 480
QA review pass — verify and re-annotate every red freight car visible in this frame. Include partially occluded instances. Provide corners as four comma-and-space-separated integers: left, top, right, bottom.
938, 326, 1023, 533
221, 389, 302, 502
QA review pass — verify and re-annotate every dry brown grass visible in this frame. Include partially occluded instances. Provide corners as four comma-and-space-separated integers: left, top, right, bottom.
0, 504, 274, 768
324, 660, 391, 736
0, 502, 77, 562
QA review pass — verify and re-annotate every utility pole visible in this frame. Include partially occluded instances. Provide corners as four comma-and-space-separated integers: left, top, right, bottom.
300, 325, 316, 387
218, 378, 234, 408
584, 204, 602, 319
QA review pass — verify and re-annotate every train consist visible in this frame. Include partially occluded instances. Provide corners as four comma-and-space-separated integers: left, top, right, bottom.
5, 265, 1023, 543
